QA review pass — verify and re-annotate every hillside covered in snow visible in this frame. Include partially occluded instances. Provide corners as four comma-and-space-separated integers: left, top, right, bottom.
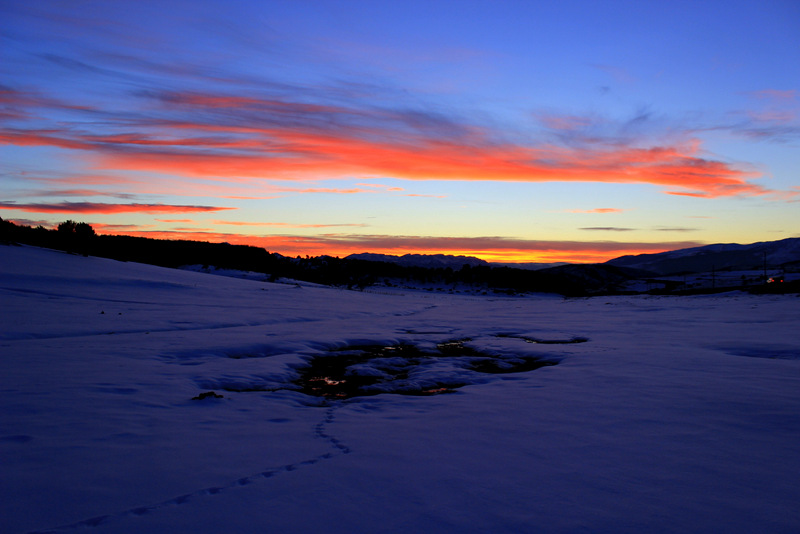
606, 237, 800, 275
2, 243, 799, 533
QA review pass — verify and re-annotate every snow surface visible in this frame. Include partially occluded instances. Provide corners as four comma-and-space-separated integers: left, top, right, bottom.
2, 244, 800, 533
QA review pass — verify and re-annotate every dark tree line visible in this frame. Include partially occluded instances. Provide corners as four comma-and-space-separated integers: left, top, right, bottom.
2, 217, 659, 296
1, 218, 280, 271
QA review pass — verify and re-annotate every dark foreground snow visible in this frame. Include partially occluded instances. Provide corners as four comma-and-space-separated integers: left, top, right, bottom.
2, 245, 799, 533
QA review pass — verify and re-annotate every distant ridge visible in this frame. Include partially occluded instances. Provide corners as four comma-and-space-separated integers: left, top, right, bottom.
345, 253, 568, 271
346, 253, 490, 270
605, 237, 800, 275
491, 261, 570, 271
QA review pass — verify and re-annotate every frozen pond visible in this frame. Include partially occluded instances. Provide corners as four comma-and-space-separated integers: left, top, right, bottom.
294, 340, 560, 399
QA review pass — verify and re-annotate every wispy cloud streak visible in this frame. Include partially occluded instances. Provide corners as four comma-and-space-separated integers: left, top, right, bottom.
0, 64, 772, 198
210, 220, 367, 228
0, 202, 235, 214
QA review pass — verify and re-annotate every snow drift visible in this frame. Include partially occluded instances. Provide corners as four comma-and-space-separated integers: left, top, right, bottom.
2, 244, 799, 533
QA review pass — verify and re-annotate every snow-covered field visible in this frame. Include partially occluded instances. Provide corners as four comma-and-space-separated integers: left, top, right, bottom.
2, 244, 799, 533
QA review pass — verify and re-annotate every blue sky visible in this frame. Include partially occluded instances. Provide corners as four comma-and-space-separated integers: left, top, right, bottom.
1, 0, 798, 262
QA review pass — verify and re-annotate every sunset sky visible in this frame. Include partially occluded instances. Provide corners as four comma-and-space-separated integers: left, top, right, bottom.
2, 1, 798, 263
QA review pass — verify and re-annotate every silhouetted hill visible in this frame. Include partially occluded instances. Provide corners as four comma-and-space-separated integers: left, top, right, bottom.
533, 263, 657, 294
605, 238, 800, 275
347, 252, 568, 271
346, 253, 489, 269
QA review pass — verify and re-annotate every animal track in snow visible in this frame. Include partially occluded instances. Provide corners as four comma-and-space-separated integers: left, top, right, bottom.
27, 406, 350, 534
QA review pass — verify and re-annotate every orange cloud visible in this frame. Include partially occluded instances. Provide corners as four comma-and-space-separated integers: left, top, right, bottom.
93, 223, 157, 231
0, 85, 769, 198
0, 201, 235, 214
85, 131, 763, 198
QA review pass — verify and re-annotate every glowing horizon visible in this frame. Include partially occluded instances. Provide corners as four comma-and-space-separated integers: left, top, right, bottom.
0, 219, 706, 264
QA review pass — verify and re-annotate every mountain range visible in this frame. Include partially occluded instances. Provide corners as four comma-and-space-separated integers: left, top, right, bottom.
345, 253, 490, 269
347, 238, 800, 276
345, 253, 568, 271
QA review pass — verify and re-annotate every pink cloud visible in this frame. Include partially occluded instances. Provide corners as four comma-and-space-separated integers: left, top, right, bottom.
0, 201, 235, 214
748, 89, 798, 102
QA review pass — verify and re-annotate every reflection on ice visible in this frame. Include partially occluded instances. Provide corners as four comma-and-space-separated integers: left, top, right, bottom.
294, 340, 559, 399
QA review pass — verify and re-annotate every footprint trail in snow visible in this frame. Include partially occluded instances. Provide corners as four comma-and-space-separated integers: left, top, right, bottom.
28, 405, 350, 534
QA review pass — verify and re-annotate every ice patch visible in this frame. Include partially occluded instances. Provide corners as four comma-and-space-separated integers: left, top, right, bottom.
291, 341, 559, 399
